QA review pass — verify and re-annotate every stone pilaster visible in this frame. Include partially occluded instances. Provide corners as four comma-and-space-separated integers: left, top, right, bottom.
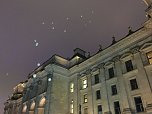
133, 51, 152, 113
26, 86, 33, 114
86, 70, 94, 114
77, 73, 83, 114
44, 73, 53, 114
98, 63, 111, 114
34, 80, 42, 114
73, 73, 79, 114
113, 56, 132, 114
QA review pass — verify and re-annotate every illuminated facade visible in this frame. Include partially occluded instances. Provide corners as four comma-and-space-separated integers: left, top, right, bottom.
4, 1, 152, 114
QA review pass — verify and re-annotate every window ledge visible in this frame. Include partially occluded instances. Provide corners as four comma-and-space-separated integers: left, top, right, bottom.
123, 69, 138, 77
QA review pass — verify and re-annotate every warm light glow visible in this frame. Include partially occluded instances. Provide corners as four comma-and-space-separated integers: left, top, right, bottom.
30, 102, 35, 110
70, 100, 74, 113
22, 83, 25, 88
147, 51, 152, 64
82, 79, 87, 89
70, 83, 74, 93
22, 105, 27, 112
39, 97, 46, 107
84, 94, 88, 103
76, 56, 80, 59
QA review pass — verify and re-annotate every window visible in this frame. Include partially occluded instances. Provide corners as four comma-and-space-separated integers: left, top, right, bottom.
82, 79, 87, 89
39, 97, 46, 107
125, 60, 133, 72
70, 100, 74, 113
134, 96, 144, 112
130, 79, 138, 90
96, 90, 101, 100
147, 51, 152, 64
30, 102, 35, 111
22, 105, 27, 113
114, 101, 121, 114
84, 108, 88, 114
98, 105, 102, 114
70, 83, 74, 93
79, 105, 81, 114
111, 85, 117, 95
94, 74, 99, 84
108, 67, 114, 78
84, 94, 88, 103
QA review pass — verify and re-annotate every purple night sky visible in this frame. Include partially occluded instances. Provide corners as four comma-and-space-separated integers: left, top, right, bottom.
0, 0, 147, 113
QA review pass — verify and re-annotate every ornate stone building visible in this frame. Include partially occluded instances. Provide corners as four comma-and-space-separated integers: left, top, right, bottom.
4, 1, 152, 114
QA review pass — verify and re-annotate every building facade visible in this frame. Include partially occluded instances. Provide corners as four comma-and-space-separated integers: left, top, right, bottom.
4, 1, 152, 114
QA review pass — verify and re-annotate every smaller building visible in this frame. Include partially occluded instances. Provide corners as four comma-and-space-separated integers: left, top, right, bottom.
4, 82, 25, 114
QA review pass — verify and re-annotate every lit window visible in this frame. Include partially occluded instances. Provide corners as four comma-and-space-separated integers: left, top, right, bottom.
70, 100, 74, 113
70, 83, 74, 93
130, 79, 138, 90
147, 51, 152, 64
22, 105, 27, 113
82, 79, 87, 89
39, 97, 46, 107
30, 102, 35, 111
84, 94, 88, 103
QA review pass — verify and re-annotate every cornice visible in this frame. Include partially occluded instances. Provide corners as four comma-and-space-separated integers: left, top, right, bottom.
70, 27, 151, 74
144, 19, 152, 29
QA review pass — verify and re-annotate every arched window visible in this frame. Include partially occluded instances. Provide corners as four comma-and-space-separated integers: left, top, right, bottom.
38, 97, 46, 114
22, 105, 27, 113
29, 102, 35, 114
39, 97, 46, 107
30, 102, 35, 111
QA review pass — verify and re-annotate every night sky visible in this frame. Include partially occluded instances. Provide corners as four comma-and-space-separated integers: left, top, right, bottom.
0, 0, 147, 113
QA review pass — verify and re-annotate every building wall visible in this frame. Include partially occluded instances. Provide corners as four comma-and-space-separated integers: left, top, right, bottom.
68, 29, 152, 114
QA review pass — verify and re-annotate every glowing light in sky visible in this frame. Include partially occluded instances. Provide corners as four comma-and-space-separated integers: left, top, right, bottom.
37, 63, 41, 67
